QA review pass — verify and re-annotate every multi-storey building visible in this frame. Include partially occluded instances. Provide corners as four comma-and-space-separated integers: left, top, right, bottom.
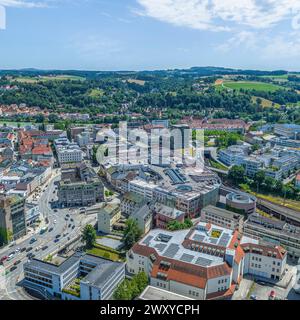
97, 203, 121, 234
201, 205, 244, 232
0, 194, 26, 243
244, 214, 300, 259
226, 192, 256, 215
127, 222, 287, 300
23, 253, 125, 300
154, 203, 185, 230
120, 192, 146, 217
58, 164, 103, 208
274, 124, 300, 139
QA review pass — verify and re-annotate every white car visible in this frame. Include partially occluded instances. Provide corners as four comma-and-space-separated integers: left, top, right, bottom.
53, 219, 57, 224
7, 254, 14, 261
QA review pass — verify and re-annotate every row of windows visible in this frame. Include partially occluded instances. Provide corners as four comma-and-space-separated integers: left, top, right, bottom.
218, 279, 228, 284
252, 257, 262, 262
188, 290, 200, 297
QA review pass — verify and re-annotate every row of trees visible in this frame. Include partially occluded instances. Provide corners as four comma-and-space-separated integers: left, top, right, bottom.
228, 165, 300, 201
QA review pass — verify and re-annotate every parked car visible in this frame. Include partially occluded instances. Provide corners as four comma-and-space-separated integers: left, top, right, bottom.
42, 245, 48, 251
48, 227, 54, 232
54, 239, 59, 243
14, 260, 21, 266
29, 237, 37, 244
250, 295, 257, 300
0, 256, 8, 263
10, 266, 17, 272
269, 290, 276, 300
26, 247, 33, 252
20, 247, 26, 253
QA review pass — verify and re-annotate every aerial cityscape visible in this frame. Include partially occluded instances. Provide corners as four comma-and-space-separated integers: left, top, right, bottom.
0, 0, 300, 307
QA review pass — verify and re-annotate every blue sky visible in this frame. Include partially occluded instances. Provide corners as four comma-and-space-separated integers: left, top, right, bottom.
1, 0, 300, 71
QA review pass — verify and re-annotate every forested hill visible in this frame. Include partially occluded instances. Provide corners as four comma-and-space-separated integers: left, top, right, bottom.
0, 67, 294, 79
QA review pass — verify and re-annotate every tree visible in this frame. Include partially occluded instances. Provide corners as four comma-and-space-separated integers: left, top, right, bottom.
113, 279, 132, 300
81, 224, 96, 249
113, 272, 148, 300
122, 218, 142, 249
254, 171, 266, 190
228, 165, 246, 184
134, 272, 148, 293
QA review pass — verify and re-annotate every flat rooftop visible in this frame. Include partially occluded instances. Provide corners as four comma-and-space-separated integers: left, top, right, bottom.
139, 286, 194, 300
139, 222, 236, 268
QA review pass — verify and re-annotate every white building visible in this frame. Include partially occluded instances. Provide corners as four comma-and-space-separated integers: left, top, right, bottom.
127, 222, 287, 300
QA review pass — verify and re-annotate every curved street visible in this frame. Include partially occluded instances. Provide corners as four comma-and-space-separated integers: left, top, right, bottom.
0, 170, 97, 300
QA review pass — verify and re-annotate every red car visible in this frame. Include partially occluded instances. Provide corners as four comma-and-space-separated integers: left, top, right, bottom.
269, 290, 276, 300
0, 256, 8, 263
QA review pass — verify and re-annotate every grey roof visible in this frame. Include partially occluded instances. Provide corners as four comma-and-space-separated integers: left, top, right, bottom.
24, 253, 124, 284
202, 205, 243, 221
24, 253, 81, 275
81, 258, 124, 288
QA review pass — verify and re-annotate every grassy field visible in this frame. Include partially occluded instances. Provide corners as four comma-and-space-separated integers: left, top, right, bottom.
218, 81, 283, 92
126, 79, 146, 86
88, 88, 104, 98
251, 96, 280, 108
12, 75, 85, 83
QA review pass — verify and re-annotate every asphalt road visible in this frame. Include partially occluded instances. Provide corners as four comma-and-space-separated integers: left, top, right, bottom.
0, 171, 97, 300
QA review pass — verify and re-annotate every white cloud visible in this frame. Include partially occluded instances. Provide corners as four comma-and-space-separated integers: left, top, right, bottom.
0, 0, 47, 8
261, 33, 300, 60
215, 31, 258, 53
135, 0, 300, 31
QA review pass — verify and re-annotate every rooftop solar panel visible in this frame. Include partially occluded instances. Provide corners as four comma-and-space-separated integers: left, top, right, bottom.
164, 243, 180, 258
218, 233, 231, 247
193, 234, 206, 242
180, 253, 194, 263
143, 235, 153, 246
210, 238, 218, 244
155, 243, 168, 252
195, 256, 213, 267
